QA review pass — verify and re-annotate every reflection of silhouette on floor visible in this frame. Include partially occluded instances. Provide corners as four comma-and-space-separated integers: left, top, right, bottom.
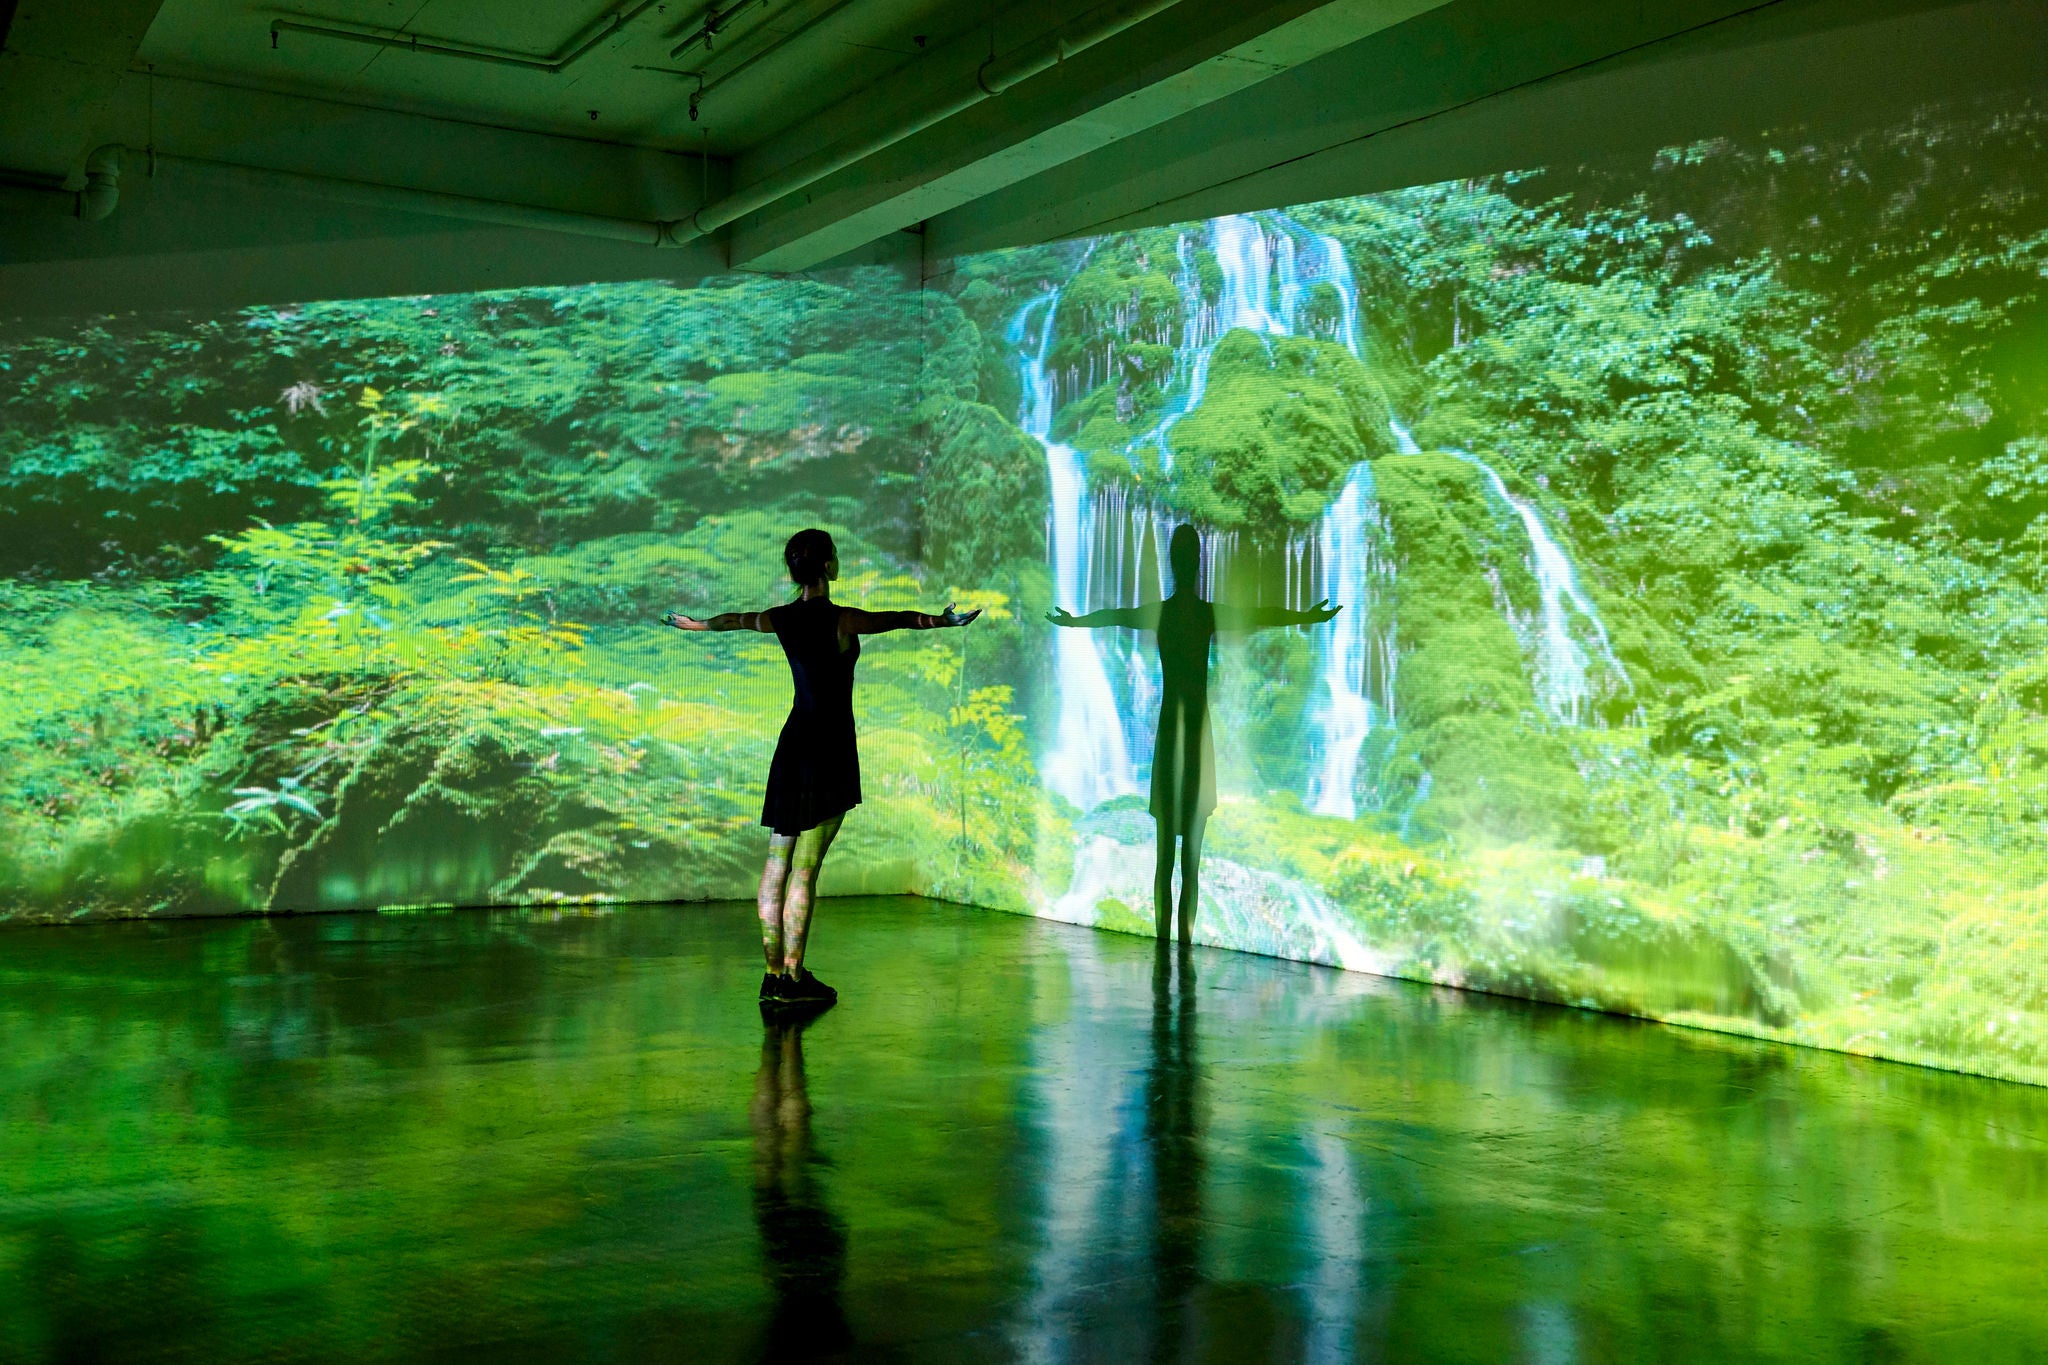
1147, 938, 1202, 1363
751, 1013, 854, 1362
1050, 523, 1338, 940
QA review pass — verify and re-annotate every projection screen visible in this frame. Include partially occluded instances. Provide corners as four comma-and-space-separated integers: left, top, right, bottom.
3, 91, 2044, 1085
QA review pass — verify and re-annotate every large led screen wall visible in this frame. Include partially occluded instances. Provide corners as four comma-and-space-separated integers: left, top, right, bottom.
4, 93, 2046, 1085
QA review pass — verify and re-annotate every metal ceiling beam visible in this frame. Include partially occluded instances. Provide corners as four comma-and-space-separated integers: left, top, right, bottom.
727, 0, 1447, 272
0, 67, 726, 308
266, 0, 669, 76
922, 0, 2016, 258
1, 0, 2030, 317
0, 0, 1213, 260
666, 0, 1198, 251
0, 213, 741, 317
136, 70, 717, 222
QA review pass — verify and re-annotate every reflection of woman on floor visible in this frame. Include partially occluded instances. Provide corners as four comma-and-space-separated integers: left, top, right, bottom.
1147, 936, 1201, 1352
666, 528, 978, 1009
751, 1013, 855, 1360
1050, 524, 1337, 942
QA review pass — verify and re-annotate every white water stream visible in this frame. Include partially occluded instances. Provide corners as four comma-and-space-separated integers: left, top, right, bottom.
1025, 212, 1624, 886
1016, 293, 1138, 811
1390, 419, 1626, 724
1025, 214, 1403, 823
1305, 465, 1391, 819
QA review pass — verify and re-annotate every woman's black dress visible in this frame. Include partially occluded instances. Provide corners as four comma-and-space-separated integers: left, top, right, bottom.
761, 596, 862, 836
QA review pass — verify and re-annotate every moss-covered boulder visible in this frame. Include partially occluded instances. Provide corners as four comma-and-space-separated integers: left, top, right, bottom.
1045, 231, 1187, 366
1167, 331, 1392, 531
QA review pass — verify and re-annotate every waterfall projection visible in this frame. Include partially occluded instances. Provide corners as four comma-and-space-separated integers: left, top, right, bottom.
1021, 215, 1401, 830
1389, 420, 1628, 726
1050, 524, 1336, 939
6, 91, 2048, 1085
1015, 293, 1137, 812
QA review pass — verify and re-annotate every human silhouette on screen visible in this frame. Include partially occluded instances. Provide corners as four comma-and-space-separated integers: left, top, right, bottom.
1049, 524, 1338, 942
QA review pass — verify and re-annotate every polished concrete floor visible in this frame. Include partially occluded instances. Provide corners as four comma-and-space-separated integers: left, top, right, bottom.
2, 898, 2046, 1364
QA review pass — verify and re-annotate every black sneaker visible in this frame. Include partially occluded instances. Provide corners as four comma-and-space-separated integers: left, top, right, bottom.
779, 968, 838, 1007
759, 973, 785, 1003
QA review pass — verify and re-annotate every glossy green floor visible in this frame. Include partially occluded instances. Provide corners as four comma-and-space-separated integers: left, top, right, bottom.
3, 898, 2046, 1363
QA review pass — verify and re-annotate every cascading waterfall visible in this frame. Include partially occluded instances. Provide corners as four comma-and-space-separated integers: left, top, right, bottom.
1144, 214, 1398, 820
1390, 419, 1627, 725
1278, 215, 1395, 818
1024, 208, 1639, 956
1464, 455, 1628, 724
1030, 214, 1399, 819
1129, 214, 1311, 474
1271, 212, 1362, 352
1128, 235, 1215, 474
1213, 213, 1290, 337
1015, 293, 1137, 811
1304, 465, 1393, 820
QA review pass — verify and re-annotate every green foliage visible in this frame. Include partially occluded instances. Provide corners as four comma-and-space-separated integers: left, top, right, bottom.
0, 271, 967, 571
1370, 454, 1579, 840
920, 401, 1049, 583
9, 95, 2048, 1090
1164, 332, 1393, 530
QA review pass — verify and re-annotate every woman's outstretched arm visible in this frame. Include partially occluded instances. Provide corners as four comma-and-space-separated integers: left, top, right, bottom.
1046, 603, 1161, 630
841, 604, 982, 635
1213, 598, 1341, 634
663, 609, 777, 633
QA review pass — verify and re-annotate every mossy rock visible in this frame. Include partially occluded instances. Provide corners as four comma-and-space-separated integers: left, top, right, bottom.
1168, 331, 1393, 531
1049, 232, 1187, 338
265, 684, 579, 911
1052, 381, 1140, 455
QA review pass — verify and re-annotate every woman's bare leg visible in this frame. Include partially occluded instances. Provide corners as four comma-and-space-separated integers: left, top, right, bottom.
1176, 812, 1208, 944
781, 815, 843, 974
1154, 816, 1177, 940
759, 834, 799, 972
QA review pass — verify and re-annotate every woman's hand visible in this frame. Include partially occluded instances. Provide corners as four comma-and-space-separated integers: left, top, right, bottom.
1300, 598, 1341, 625
663, 611, 710, 632
937, 603, 982, 628
1046, 607, 1079, 627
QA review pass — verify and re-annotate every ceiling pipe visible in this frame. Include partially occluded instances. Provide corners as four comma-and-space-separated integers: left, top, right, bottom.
78, 144, 124, 220
270, 0, 666, 74
668, 0, 770, 60
654, 0, 868, 121
0, 144, 126, 219
976, 0, 1182, 95
667, 0, 1186, 245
